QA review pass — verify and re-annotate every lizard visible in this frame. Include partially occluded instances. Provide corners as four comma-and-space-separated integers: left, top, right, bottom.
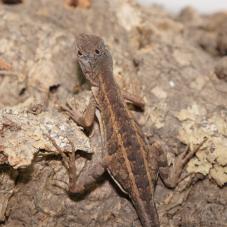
49, 33, 207, 227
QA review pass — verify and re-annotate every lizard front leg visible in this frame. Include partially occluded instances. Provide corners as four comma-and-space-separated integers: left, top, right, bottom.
61, 94, 97, 129
49, 91, 110, 193
122, 90, 145, 110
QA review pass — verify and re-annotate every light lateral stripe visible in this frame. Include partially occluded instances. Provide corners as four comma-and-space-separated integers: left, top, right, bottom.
131, 119, 154, 191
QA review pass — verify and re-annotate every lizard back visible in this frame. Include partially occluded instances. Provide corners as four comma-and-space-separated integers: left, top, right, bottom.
95, 69, 160, 227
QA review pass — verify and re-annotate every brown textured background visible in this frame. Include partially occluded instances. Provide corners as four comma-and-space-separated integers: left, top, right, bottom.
0, 1, 227, 226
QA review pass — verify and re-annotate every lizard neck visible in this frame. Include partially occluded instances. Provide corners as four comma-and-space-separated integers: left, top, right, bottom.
95, 67, 160, 227
96, 68, 118, 91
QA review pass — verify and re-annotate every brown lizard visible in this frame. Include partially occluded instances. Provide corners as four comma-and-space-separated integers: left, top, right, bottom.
49, 34, 206, 227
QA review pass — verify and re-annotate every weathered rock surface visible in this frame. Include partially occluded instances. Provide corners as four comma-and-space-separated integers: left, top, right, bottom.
0, 1, 226, 226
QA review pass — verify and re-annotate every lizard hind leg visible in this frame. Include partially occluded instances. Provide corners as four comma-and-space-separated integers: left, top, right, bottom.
68, 154, 110, 194
158, 138, 208, 188
47, 134, 111, 194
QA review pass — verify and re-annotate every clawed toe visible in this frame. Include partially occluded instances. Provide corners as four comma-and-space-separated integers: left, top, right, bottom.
177, 137, 208, 168
60, 104, 76, 120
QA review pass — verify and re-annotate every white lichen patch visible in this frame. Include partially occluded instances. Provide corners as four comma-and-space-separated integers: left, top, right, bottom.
28, 60, 59, 91
210, 165, 227, 186
151, 86, 167, 99
175, 103, 227, 186
0, 106, 91, 169
116, 3, 141, 31
173, 49, 193, 67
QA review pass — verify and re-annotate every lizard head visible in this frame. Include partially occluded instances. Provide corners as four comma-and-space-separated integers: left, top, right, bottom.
75, 33, 113, 85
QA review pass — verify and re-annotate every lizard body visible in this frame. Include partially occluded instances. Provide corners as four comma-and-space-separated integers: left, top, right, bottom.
76, 34, 159, 227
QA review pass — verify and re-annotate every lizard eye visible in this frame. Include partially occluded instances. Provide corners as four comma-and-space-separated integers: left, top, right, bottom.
95, 49, 100, 55
78, 50, 83, 56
